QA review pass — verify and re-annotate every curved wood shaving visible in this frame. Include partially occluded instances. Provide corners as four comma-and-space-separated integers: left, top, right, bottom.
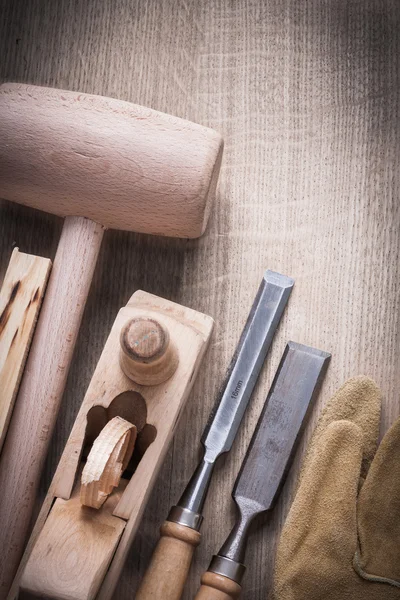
80, 416, 137, 509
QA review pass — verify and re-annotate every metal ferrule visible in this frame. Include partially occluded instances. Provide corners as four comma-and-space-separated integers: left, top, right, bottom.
208, 555, 246, 585
167, 505, 203, 531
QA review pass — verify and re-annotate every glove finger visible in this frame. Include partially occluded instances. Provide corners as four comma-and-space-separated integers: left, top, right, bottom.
303, 376, 381, 480
356, 415, 400, 585
274, 420, 363, 600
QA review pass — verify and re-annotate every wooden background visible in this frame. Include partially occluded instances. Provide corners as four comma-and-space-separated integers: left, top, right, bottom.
1, 1, 400, 598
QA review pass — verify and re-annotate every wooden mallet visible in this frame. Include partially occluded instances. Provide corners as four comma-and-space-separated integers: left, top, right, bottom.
0, 83, 223, 598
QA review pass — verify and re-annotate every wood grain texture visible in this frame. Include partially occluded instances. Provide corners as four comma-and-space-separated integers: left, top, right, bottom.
0, 83, 223, 238
80, 416, 137, 509
0, 248, 51, 452
16, 290, 213, 600
195, 572, 242, 600
0, 217, 104, 598
1, 1, 400, 599
119, 318, 179, 385
136, 522, 201, 600
21, 477, 128, 600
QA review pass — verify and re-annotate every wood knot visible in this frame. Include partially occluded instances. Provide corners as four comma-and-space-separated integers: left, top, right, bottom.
119, 318, 178, 386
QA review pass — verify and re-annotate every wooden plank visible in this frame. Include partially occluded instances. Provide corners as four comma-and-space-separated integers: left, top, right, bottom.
0, 248, 51, 452
1, 2, 400, 599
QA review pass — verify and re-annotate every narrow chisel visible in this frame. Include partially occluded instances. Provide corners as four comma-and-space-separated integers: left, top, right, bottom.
136, 270, 294, 600
195, 341, 331, 600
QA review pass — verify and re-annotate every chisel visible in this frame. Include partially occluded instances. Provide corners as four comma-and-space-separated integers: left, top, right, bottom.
195, 341, 331, 599
136, 270, 294, 600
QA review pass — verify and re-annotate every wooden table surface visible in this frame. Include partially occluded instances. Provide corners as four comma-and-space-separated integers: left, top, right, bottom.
1, 1, 400, 598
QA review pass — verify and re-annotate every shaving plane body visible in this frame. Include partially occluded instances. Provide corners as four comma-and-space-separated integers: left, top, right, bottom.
15, 291, 213, 600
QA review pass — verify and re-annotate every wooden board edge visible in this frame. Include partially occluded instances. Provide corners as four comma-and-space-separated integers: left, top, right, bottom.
0, 248, 51, 452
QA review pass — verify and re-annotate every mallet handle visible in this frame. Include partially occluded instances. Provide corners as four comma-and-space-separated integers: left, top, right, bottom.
0, 216, 103, 599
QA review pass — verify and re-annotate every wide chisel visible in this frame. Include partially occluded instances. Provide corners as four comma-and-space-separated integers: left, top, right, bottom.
195, 341, 331, 600
136, 270, 294, 600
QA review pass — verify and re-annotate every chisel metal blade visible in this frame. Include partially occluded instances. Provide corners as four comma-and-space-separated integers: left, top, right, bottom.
202, 271, 295, 463
136, 273, 294, 600
233, 341, 330, 513
207, 341, 330, 586
173, 270, 294, 526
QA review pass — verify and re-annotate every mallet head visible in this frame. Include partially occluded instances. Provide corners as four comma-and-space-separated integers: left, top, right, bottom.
0, 83, 223, 237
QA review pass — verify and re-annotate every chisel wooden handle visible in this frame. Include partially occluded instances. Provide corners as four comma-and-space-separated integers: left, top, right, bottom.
195, 571, 242, 600
136, 521, 201, 600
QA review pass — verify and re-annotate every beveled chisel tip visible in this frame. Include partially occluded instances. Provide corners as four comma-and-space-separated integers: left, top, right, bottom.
263, 269, 295, 289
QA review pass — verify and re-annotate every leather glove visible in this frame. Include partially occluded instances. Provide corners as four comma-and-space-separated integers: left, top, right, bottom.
273, 376, 400, 600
